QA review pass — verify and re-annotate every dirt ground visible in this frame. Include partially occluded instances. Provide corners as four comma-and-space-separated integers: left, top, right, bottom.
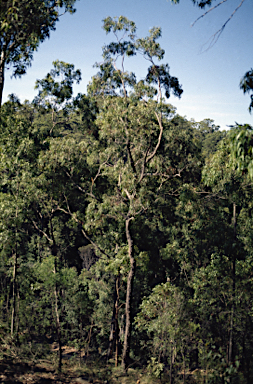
0, 358, 104, 384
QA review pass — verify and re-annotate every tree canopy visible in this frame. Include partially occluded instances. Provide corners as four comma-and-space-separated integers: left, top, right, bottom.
0, 0, 77, 106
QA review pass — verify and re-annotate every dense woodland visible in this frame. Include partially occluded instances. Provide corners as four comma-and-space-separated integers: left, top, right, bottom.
1, 2, 253, 384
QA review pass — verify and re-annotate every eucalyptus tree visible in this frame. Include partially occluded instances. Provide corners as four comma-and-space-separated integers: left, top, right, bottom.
33, 60, 82, 136
82, 16, 205, 371
0, 0, 77, 106
0, 61, 94, 364
0, 99, 42, 340
22, 63, 96, 370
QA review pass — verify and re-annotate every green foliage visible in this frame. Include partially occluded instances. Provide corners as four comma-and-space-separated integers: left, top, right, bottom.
170, 0, 217, 8
240, 69, 253, 113
193, 118, 226, 159
228, 124, 253, 179
0, 0, 77, 77
198, 345, 240, 384
136, 281, 198, 373
88, 16, 182, 100
34, 60, 81, 106
0, 0, 78, 106
147, 357, 164, 378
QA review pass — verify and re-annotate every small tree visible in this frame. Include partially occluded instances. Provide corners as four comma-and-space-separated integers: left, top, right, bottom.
135, 281, 198, 383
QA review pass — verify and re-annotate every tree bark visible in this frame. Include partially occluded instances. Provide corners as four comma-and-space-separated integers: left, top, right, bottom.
11, 206, 19, 337
115, 274, 120, 367
170, 343, 173, 384
121, 217, 135, 372
107, 273, 120, 365
10, 251, 17, 337
228, 203, 236, 365
0, 50, 5, 107
50, 218, 62, 373
53, 259, 62, 373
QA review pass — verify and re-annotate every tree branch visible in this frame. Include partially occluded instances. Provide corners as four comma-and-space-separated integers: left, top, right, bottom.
191, 0, 228, 27
54, 196, 111, 259
146, 111, 163, 163
192, 0, 246, 51
31, 220, 53, 243
127, 140, 137, 174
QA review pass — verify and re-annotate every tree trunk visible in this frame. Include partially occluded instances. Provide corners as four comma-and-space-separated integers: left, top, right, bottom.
170, 343, 173, 384
107, 273, 120, 366
11, 208, 19, 337
0, 50, 5, 107
121, 217, 135, 372
11, 251, 17, 336
115, 274, 120, 367
50, 218, 62, 373
53, 259, 62, 373
228, 203, 236, 365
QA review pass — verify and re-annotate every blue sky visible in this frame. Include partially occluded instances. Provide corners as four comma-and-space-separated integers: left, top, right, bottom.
3, 0, 253, 130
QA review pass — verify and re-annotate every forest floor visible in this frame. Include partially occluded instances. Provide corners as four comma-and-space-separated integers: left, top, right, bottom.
0, 358, 96, 384
0, 353, 162, 384
0, 344, 198, 384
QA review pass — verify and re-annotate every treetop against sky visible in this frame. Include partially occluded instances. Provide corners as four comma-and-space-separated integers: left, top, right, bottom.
2, 0, 253, 130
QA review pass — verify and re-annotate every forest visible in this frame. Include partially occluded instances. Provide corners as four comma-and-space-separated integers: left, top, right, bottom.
1, 1, 253, 384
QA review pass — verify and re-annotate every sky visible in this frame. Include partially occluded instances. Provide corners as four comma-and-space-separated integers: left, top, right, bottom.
2, 0, 253, 130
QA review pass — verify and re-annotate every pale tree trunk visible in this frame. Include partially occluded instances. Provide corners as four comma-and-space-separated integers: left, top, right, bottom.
50, 217, 62, 373
0, 50, 5, 107
122, 217, 135, 372
115, 274, 120, 367
10, 251, 17, 336
53, 258, 62, 373
107, 273, 120, 366
228, 203, 236, 365
169, 343, 173, 384
11, 206, 19, 337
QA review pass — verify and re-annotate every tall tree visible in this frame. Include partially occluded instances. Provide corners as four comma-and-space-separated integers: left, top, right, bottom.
0, 0, 76, 106
85, 15, 188, 371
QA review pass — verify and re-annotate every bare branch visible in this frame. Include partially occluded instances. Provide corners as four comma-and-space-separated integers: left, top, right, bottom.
191, 0, 228, 27
192, 0, 246, 51
157, 167, 185, 191
124, 188, 131, 200
31, 220, 53, 243
91, 157, 110, 195
80, 228, 111, 259
65, 170, 87, 194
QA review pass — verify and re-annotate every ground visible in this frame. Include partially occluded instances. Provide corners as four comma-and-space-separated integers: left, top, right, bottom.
0, 356, 161, 384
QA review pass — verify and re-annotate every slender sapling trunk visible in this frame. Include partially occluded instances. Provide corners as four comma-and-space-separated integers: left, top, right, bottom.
0, 51, 5, 108
121, 217, 135, 371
